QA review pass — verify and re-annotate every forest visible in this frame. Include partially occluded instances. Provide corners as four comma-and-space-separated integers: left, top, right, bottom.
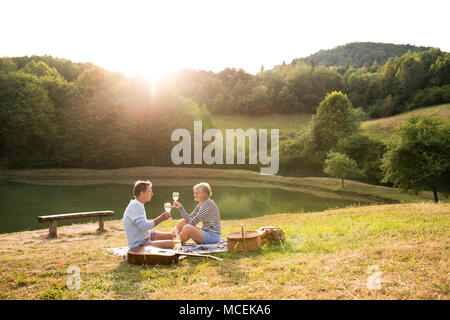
164, 43, 450, 117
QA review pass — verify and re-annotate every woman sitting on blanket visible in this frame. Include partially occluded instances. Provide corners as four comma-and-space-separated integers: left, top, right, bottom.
172, 182, 222, 244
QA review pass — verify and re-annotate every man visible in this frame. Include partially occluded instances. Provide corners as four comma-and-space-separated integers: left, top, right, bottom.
123, 180, 175, 249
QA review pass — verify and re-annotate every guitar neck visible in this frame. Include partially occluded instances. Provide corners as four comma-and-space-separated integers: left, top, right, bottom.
177, 252, 222, 261
147, 247, 222, 261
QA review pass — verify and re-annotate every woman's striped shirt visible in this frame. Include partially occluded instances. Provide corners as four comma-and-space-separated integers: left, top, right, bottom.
177, 198, 221, 234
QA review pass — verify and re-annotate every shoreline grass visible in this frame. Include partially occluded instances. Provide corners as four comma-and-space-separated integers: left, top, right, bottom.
0, 166, 442, 203
0, 202, 448, 300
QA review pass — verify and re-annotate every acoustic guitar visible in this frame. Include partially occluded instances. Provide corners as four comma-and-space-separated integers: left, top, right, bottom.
127, 246, 222, 265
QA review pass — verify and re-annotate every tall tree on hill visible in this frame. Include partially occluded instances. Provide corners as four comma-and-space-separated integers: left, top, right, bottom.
395, 52, 426, 99
429, 54, 450, 87
305, 91, 361, 164
381, 115, 450, 202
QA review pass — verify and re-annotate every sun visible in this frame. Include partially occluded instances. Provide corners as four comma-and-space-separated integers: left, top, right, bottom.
141, 64, 173, 85
112, 57, 174, 85
125, 63, 171, 86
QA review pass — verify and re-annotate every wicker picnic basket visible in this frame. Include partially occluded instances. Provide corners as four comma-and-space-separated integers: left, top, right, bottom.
226, 225, 286, 252
227, 225, 261, 252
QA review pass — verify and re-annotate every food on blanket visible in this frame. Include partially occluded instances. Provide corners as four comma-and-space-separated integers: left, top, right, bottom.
257, 226, 286, 245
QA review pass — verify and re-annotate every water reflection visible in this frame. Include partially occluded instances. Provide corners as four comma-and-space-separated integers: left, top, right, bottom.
0, 181, 370, 233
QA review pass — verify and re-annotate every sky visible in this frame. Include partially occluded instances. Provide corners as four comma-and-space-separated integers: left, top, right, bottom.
1, 0, 449, 81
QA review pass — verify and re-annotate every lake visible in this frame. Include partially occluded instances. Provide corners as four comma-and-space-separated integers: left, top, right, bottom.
0, 180, 371, 234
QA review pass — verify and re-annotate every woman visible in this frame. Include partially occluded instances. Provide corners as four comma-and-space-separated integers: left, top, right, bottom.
172, 182, 222, 244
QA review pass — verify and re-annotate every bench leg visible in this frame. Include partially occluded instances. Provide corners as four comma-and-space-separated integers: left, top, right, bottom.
49, 220, 57, 238
98, 216, 104, 231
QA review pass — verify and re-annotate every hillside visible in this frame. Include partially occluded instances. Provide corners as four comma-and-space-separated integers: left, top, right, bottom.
210, 104, 450, 143
362, 103, 450, 141
291, 42, 432, 69
0, 202, 448, 299
211, 112, 312, 140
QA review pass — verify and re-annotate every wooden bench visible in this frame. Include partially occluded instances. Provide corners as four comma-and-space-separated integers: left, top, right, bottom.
37, 211, 114, 238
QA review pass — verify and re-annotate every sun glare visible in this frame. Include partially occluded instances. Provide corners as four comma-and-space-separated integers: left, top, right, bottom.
112, 59, 173, 87
141, 65, 171, 85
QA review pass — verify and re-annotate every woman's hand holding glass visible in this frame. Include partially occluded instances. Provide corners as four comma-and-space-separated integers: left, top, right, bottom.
172, 192, 181, 209
172, 201, 182, 209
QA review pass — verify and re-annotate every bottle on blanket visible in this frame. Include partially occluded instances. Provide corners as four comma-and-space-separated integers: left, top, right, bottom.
173, 239, 182, 250
171, 228, 181, 249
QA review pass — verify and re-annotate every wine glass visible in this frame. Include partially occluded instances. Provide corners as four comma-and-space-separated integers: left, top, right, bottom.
172, 192, 179, 201
164, 202, 172, 220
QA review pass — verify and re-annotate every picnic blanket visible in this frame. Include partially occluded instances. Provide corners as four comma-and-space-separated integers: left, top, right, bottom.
107, 238, 227, 261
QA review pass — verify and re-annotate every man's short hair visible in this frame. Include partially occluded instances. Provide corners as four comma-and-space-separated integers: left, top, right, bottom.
133, 180, 152, 198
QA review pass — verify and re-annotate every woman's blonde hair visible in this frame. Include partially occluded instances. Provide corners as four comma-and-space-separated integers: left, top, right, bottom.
193, 182, 212, 198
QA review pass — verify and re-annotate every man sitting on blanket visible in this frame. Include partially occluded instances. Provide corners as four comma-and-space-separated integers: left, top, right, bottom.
123, 180, 176, 249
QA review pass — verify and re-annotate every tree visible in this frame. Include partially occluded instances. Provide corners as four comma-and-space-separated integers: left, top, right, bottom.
246, 85, 271, 113
324, 152, 359, 188
429, 55, 450, 87
396, 52, 426, 94
0, 58, 17, 73
211, 93, 226, 114
345, 72, 370, 108
22, 60, 62, 79
0, 71, 57, 167
307, 91, 361, 164
381, 115, 450, 202
276, 85, 297, 113
333, 134, 386, 184
377, 56, 401, 99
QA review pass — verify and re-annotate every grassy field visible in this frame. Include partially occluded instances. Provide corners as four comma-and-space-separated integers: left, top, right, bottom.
0, 202, 448, 300
361, 103, 450, 142
210, 104, 450, 143
211, 113, 312, 140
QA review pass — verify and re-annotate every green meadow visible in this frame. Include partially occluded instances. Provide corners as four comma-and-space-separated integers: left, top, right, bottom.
0, 202, 448, 299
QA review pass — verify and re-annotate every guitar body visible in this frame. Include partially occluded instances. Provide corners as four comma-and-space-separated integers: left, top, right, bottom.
127, 246, 179, 265
127, 246, 222, 266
